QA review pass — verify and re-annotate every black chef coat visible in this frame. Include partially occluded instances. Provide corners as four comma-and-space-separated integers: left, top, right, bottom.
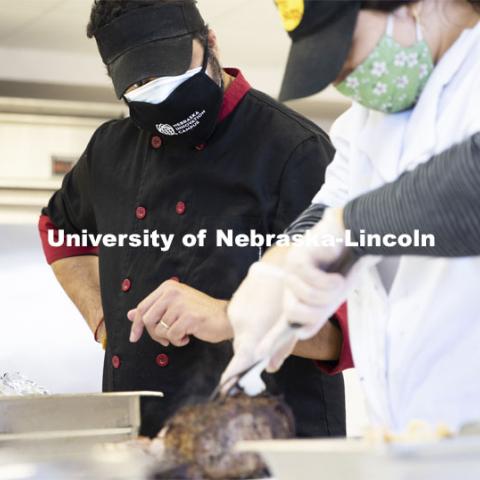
41, 69, 346, 438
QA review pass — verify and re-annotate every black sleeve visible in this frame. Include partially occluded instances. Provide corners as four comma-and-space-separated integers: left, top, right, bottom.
271, 134, 335, 234
344, 132, 480, 257
42, 127, 101, 235
284, 203, 327, 237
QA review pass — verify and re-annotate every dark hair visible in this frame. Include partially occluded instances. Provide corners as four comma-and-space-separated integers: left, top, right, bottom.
360, 0, 480, 12
86, 0, 208, 42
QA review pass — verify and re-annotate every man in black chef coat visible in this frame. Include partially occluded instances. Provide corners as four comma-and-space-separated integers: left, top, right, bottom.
39, 0, 345, 437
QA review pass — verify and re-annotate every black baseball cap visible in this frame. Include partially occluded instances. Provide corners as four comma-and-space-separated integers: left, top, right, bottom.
94, 1, 206, 98
275, 0, 361, 101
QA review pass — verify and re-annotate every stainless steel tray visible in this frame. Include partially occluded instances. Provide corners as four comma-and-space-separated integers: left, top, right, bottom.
0, 391, 163, 444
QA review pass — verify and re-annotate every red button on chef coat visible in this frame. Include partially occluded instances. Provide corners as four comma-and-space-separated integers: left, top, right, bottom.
175, 201, 186, 215
195, 143, 206, 151
112, 355, 121, 369
151, 136, 162, 149
121, 278, 131, 292
156, 353, 169, 367
136, 206, 146, 220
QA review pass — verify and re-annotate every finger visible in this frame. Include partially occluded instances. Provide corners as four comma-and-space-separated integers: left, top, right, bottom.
166, 316, 192, 347
284, 273, 340, 307
142, 297, 170, 330
255, 319, 290, 359
220, 348, 256, 391
283, 300, 328, 331
149, 325, 171, 347
148, 314, 171, 344
151, 326, 170, 347
151, 308, 181, 346
135, 280, 172, 317
158, 338, 170, 347
285, 280, 346, 311
129, 309, 145, 343
143, 280, 184, 331
129, 284, 169, 343
310, 245, 343, 267
266, 335, 297, 373
284, 302, 340, 341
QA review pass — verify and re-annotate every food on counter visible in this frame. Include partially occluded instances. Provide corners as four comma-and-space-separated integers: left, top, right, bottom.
365, 420, 453, 445
150, 393, 295, 479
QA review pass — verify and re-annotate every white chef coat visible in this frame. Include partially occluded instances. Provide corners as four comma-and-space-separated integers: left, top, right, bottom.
313, 21, 480, 432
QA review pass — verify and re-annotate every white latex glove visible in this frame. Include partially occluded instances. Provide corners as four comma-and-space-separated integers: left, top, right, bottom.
220, 261, 287, 394
283, 208, 353, 339
255, 307, 298, 374
256, 208, 357, 372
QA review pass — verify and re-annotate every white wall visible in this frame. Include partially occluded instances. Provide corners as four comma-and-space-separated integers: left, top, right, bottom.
0, 224, 104, 393
0, 113, 103, 181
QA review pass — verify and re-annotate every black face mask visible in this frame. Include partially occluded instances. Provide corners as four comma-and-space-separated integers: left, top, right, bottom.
125, 45, 224, 147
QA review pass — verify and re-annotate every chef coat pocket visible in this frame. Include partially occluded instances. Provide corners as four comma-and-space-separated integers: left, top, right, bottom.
184, 215, 264, 299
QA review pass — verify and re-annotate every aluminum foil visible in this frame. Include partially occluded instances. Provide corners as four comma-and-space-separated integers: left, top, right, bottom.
0, 373, 49, 396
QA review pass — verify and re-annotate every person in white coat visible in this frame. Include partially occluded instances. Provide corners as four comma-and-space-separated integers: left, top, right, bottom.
221, 0, 480, 433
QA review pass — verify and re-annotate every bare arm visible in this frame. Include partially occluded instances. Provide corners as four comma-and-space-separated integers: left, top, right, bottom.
51, 255, 105, 343
293, 321, 342, 361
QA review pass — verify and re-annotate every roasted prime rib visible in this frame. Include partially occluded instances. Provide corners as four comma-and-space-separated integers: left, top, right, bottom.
151, 393, 295, 479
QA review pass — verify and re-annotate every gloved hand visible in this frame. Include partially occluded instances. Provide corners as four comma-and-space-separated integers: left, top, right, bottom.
283, 208, 352, 337
220, 260, 289, 393
256, 208, 356, 372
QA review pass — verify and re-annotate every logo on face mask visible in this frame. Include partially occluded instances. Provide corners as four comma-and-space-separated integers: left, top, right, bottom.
155, 111, 206, 137
156, 124, 177, 136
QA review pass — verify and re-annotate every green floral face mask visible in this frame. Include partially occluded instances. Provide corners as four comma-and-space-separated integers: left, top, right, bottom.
336, 15, 434, 114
